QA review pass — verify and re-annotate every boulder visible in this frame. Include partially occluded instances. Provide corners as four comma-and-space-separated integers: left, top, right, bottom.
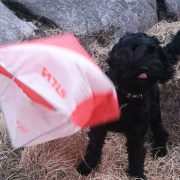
5, 0, 157, 35
165, 0, 180, 19
0, 2, 36, 45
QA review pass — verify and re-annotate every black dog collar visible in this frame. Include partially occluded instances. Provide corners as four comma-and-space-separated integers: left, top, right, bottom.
124, 92, 143, 99
118, 89, 143, 100
119, 93, 143, 111
116, 85, 143, 100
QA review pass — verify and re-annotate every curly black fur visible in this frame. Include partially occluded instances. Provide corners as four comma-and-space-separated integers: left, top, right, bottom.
77, 31, 180, 179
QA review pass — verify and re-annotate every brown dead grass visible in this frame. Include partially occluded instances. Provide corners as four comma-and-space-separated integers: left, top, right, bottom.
0, 21, 180, 180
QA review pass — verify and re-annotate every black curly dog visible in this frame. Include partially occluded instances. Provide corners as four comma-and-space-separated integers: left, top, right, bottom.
77, 31, 180, 179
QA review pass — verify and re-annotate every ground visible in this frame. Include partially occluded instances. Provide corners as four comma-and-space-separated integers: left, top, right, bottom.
0, 20, 180, 180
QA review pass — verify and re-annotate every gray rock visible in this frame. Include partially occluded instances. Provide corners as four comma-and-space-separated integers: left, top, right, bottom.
6, 0, 157, 35
0, 2, 36, 45
165, 0, 180, 19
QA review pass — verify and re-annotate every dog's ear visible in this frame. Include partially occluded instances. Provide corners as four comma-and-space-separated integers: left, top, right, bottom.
158, 47, 174, 83
163, 30, 180, 65
159, 30, 180, 83
107, 33, 135, 67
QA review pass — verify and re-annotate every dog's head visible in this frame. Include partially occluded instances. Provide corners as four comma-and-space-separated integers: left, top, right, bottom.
107, 33, 174, 94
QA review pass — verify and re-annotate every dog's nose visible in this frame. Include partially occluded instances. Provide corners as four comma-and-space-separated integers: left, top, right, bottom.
140, 66, 148, 72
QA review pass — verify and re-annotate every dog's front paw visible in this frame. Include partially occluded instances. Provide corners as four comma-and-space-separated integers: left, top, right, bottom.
130, 174, 147, 180
134, 177, 147, 180
76, 161, 92, 176
127, 169, 147, 180
152, 146, 167, 158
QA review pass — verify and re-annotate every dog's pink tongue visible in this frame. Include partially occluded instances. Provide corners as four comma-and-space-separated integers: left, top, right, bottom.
138, 73, 147, 79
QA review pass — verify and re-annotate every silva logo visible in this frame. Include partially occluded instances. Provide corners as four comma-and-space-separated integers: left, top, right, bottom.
41, 67, 67, 98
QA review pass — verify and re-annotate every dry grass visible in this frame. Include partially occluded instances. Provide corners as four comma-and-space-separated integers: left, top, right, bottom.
0, 20, 180, 180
